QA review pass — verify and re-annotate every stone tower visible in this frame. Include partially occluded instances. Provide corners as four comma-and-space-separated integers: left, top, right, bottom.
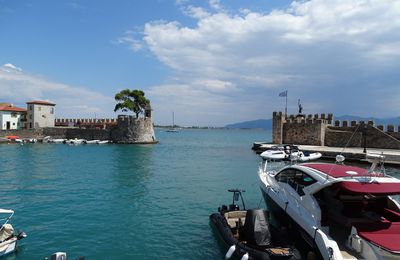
110, 115, 157, 144
272, 111, 285, 144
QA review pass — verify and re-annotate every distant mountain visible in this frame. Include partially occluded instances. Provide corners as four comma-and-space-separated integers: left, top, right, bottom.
224, 115, 400, 130
225, 119, 272, 130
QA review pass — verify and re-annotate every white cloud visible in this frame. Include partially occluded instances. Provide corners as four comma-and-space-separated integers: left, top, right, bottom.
208, 0, 222, 11
114, 30, 144, 52
2, 63, 22, 72
137, 0, 400, 125
0, 64, 115, 118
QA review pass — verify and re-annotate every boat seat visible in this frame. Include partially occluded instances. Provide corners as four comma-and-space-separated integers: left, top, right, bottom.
353, 222, 400, 253
0, 224, 14, 242
224, 211, 247, 228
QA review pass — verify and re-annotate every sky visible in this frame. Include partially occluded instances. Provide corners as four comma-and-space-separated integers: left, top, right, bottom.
1, 0, 400, 127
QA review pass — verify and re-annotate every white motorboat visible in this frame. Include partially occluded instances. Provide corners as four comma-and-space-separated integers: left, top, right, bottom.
258, 154, 400, 259
0, 209, 26, 256
260, 145, 322, 162
66, 138, 85, 145
260, 149, 288, 161
290, 151, 322, 162
49, 138, 66, 144
96, 140, 109, 144
259, 145, 294, 161
84, 140, 100, 144
27, 138, 37, 143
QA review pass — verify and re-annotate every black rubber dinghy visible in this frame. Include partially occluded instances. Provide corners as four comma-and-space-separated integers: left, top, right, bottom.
210, 209, 302, 260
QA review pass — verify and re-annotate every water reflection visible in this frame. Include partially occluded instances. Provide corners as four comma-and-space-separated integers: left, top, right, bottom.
112, 144, 154, 191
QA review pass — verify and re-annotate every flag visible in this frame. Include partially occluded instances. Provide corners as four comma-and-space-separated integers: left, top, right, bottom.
279, 90, 287, 97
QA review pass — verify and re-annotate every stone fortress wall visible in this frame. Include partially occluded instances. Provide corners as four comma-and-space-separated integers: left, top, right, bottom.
273, 111, 400, 149
1, 115, 157, 144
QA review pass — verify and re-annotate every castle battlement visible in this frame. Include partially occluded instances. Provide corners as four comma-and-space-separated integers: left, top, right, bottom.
55, 118, 117, 124
332, 120, 400, 133
54, 118, 117, 129
272, 111, 400, 149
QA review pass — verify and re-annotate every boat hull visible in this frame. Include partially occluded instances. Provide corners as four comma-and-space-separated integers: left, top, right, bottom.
0, 237, 17, 256
260, 188, 323, 259
260, 151, 287, 161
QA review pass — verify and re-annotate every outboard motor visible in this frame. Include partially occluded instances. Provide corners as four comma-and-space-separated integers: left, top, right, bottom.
51, 252, 67, 260
242, 209, 271, 246
229, 204, 239, 211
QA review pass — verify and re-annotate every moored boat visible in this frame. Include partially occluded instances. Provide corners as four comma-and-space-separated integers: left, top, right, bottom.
260, 145, 322, 162
83, 140, 100, 144
49, 138, 66, 144
290, 151, 322, 162
259, 145, 293, 161
96, 140, 109, 144
210, 189, 302, 260
65, 138, 85, 145
0, 209, 26, 257
258, 153, 400, 259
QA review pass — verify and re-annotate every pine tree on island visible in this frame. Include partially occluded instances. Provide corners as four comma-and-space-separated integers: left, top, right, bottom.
114, 89, 150, 118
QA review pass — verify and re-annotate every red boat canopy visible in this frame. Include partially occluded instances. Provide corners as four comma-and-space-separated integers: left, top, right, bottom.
303, 163, 376, 178
336, 181, 400, 195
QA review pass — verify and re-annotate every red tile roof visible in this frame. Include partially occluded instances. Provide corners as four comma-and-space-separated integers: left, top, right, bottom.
0, 105, 26, 112
26, 100, 56, 106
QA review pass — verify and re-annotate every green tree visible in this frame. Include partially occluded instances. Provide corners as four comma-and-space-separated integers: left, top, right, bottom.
114, 89, 150, 118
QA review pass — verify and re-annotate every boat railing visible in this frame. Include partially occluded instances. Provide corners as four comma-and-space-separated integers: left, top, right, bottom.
0, 209, 14, 231
366, 153, 386, 176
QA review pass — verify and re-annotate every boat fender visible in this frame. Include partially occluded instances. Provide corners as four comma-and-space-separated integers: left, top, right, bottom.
240, 253, 249, 260
225, 245, 236, 259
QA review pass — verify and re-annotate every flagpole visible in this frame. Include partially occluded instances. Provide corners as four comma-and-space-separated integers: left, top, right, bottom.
285, 93, 287, 117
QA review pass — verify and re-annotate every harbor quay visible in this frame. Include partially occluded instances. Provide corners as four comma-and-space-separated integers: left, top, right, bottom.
252, 143, 400, 165
253, 111, 400, 165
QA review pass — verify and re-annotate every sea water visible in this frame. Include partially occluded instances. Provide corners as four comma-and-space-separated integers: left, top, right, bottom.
0, 129, 270, 259
0, 128, 399, 259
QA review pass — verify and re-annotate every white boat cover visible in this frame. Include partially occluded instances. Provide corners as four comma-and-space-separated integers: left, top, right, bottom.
0, 224, 14, 242
0, 209, 13, 214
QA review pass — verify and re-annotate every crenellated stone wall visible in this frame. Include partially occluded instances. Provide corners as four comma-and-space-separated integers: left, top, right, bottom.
273, 112, 400, 149
273, 112, 333, 145
55, 118, 117, 129
1, 115, 157, 144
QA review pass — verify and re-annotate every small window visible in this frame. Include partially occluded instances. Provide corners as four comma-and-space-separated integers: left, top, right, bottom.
275, 169, 296, 183
29, 115, 32, 119
11, 112, 17, 118
29, 105, 33, 110
38, 106, 41, 111
275, 169, 316, 196
50, 107, 54, 114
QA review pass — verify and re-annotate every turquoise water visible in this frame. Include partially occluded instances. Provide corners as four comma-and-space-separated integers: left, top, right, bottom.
0, 129, 271, 259
2, 128, 400, 259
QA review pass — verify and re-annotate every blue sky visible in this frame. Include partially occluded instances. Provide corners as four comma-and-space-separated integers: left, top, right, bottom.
1, 0, 400, 126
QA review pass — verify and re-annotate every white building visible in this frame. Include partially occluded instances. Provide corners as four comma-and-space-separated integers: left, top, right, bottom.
26, 100, 56, 129
0, 103, 27, 130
